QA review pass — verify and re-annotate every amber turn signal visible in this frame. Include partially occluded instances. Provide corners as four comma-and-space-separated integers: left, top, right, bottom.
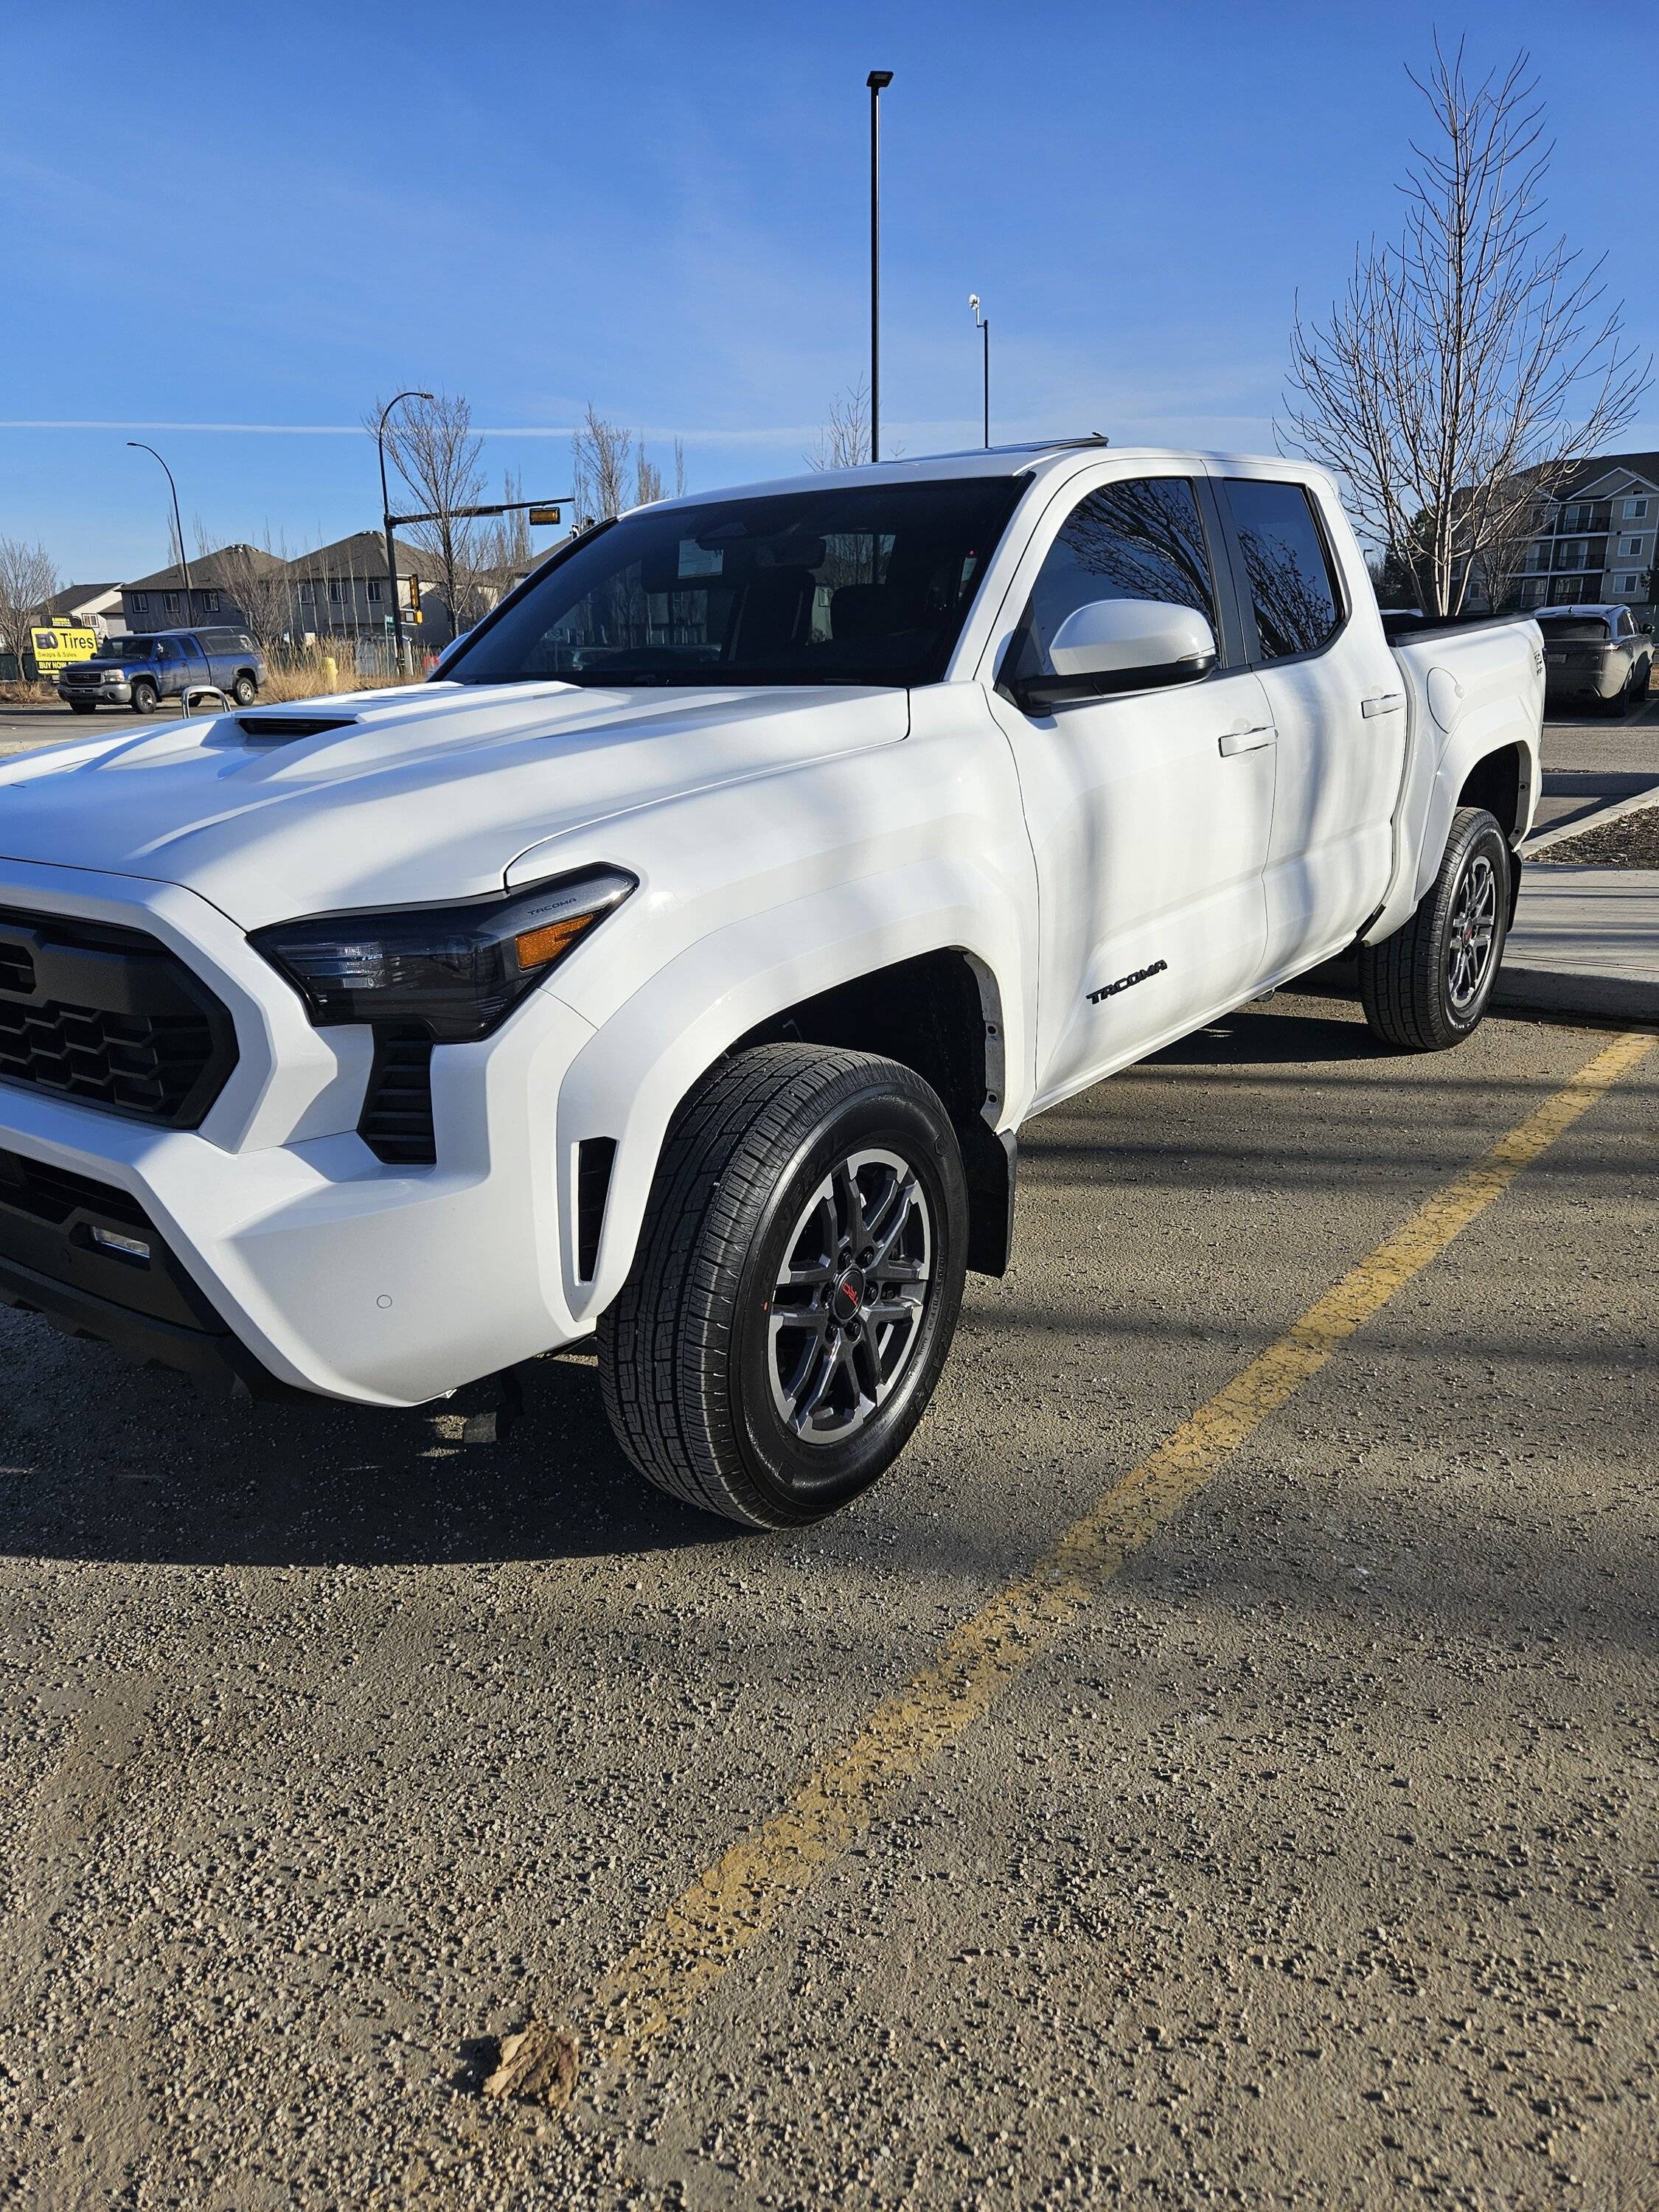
514, 914, 595, 970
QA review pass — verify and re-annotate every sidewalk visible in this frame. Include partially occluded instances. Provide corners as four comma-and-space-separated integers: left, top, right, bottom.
1496, 866, 1659, 1023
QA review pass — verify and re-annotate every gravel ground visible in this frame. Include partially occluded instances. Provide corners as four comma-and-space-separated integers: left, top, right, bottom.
1531, 804, 1659, 869
1, 999, 1654, 2208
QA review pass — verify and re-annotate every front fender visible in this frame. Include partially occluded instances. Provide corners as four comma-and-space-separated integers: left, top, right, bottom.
547, 862, 1027, 1329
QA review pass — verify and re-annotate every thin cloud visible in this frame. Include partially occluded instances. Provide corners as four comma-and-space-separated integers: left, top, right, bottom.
0, 417, 829, 445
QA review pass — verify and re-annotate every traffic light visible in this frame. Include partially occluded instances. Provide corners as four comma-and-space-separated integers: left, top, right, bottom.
408, 574, 422, 625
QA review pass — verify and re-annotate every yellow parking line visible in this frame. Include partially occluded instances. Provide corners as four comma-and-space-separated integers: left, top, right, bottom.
502, 1030, 1653, 2105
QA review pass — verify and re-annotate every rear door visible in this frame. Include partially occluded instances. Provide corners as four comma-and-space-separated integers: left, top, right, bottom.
175, 633, 211, 700
989, 470, 1276, 1103
1210, 470, 1407, 978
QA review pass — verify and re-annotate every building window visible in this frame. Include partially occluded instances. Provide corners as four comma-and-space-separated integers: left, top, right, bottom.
1624, 497, 1649, 520
328, 580, 343, 603
366, 578, 383, 602
164, 593, 181, 619
298, 580, 314, 603
1618, 574, 1640, 593
132, 594, 149, 614
203, 590, 220, 612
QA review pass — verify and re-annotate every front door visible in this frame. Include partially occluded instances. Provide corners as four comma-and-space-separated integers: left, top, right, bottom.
991, 473, 1277, 1104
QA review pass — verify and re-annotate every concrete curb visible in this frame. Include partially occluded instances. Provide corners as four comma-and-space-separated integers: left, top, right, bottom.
1525, 785, 1659, 854
1490, 965, 1658, 1025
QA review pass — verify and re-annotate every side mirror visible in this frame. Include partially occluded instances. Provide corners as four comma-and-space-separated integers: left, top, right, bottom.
1009, 597, 1217, 711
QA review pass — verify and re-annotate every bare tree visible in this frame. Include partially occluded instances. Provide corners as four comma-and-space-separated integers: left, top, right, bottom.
807, 380, 872, 470
0, 537, 58, 672
469, 470, 536, 622
197, 524, 294, 648
635, 448, 665, 506
571, 404, 634, 526
673, 439, 687, 498
369, 389, 487, 637
1281, 38, 1649, 615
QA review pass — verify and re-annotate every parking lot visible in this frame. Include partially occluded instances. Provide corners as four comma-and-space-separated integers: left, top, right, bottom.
1, 981, 1653, 2207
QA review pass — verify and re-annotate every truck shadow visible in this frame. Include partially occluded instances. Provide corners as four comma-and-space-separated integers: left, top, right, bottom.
0, 1323, 734, 1568
1144, 989, 1388, 1068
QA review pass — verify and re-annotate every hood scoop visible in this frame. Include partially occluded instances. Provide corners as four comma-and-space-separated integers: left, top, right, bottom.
236, 712, 361, 742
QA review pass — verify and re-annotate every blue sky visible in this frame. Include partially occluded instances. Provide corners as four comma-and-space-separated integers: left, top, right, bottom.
4, 0, 1653, 582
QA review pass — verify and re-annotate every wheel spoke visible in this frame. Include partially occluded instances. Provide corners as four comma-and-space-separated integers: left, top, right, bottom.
833, 1161, 869, 1255
867, 1175, 922, 1273
789, 1332, 846, 1434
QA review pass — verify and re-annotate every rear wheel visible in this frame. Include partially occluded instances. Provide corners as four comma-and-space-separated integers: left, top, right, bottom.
130, 679, 158, 715
599, 1045, 968, 1528
1357, 807, 1509, 1052
232, 672, 257, 706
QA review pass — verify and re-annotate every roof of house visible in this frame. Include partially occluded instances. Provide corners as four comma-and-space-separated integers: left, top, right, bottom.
46, 582, 122, 615
124, 543, 289, 593
284, 530, 445, 581
1530, 452, 1659, 504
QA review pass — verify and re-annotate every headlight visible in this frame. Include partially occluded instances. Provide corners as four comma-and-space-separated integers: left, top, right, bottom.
249, 866, 636, 1040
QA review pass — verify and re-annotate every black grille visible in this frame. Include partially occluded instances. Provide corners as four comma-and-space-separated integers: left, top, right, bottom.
0, 1147, 150, 1229
359, 1029, 436, 1164
576, 1138, 616, 1279
0, 907, 237, 1128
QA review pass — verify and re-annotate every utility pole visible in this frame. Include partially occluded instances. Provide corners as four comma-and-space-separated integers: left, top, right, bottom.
970, 294, 990, 448
377, 389, 432, 671
127, 442, 192, 617
866, 70, 892, 464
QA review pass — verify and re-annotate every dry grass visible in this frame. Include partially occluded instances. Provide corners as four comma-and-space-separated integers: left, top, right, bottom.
0, 678, 57, 705
258, 641, 424, 703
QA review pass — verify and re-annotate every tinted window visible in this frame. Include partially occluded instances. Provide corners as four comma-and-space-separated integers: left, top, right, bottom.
1008, 477, 1218, 684
1223, 479, 1343, 659
449, 479, 1023, 689
1537, 616, 1610, 642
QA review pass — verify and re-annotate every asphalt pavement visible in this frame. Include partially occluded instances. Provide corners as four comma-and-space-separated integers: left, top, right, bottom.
1, 995, 1653, 2208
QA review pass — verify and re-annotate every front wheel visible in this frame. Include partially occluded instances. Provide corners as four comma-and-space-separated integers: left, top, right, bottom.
1357, 806, 1510, 1051
599, 1045, 969, 1528
130, 679, 158, 715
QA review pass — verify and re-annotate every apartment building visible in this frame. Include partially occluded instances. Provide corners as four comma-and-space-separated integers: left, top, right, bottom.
1503, 451, 1659, 611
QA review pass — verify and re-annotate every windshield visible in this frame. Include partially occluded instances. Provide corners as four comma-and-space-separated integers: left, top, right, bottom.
96, 636, 161, 660
447, 478, 1024, 689
1537, 617, 1610, 642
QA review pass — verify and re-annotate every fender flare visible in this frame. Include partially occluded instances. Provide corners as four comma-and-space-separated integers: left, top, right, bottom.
549, 866, 1026, 1326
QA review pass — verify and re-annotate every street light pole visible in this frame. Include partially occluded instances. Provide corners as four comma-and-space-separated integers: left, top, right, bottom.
127, 442, 192, 617
970, 294, 990, 448
377, 389, 433, 672
866, 69, 892, 464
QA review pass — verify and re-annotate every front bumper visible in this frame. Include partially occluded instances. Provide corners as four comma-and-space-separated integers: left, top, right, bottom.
0, 859, 602, 1405
58, 678, 133, 703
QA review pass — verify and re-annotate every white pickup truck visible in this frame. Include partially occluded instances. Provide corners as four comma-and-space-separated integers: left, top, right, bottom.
0, 443, 1542, 1527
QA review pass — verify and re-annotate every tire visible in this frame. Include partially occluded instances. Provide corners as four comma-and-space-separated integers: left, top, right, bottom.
1358, 807, 1510, 1052
232, 673, 257, 706
69, 701, 96, 715
131, 680, 158, 715
598, 1044, 969, 1529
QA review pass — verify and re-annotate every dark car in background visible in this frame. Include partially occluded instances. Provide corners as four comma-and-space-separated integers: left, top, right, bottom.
1534, 603, 1652, 716
58, 627, 265, 715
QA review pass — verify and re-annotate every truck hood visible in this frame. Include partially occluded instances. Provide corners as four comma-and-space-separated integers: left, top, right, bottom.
0, 680, 908, 927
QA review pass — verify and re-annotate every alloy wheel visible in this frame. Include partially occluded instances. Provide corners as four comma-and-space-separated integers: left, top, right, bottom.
1447, 850, 1499, 1013
767, 1147, 932, 1445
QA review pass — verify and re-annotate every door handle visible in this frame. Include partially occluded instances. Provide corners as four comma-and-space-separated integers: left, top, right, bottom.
1217, 726, 1276, 756
1361, 692, 1405, 717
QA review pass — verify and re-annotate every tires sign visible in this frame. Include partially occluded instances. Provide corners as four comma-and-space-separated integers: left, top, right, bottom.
30, 626, 99, 672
